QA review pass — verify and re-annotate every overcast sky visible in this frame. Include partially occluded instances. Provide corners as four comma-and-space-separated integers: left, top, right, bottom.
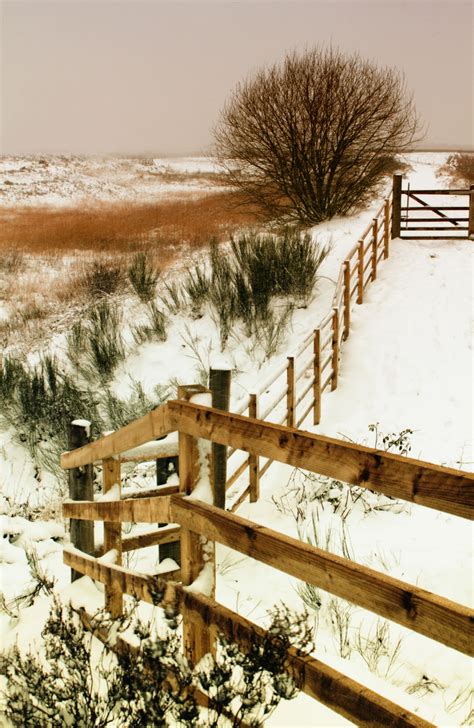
1, 0, 472, 156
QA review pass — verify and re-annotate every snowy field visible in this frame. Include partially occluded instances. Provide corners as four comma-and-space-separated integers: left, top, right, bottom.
0, 153, 472, 726
0, 155, 227, 207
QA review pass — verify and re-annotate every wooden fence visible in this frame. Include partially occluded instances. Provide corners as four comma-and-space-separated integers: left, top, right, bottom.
224, 190, 393, 508
61, 398, 474, 728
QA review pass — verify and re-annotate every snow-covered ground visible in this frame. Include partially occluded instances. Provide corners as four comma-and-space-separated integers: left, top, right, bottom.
1, 153, 472, 726
0, 155, 227, 207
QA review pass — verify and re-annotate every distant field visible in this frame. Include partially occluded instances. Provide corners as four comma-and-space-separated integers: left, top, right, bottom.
0, 191, 261, 259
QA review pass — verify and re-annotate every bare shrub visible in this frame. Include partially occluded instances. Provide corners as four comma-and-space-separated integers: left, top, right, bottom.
77, 259, 125, 298
439, 153, 474, 186
214, 46, 421, 224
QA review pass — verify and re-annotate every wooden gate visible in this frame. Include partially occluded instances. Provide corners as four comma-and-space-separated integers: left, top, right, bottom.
391, 174, 473, 240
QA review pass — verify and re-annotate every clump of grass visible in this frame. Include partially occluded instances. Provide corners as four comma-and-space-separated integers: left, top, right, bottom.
77, 259, 125, 298
0, 354, 101, 476
104, 380, 166, 430
132, 302, 167, 344
0, 252, 23, 274
67, 300, 125, 380
183, 265, 210, 318
87, 300, 125, 377
128, 252, 160, 303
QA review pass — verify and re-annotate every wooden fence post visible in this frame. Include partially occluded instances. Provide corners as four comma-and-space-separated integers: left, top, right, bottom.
384, 198, 390, 258
343, 260, 351, 340
68, 420, 94, 582
331, 308, 339, 391
103, 458, 123, 617
286, 356, 295, 427
391, 174, 402, 239
248, 394, 260, 502
313, 329, 321, 425
178, 385, 214, 665
468, 185, 474, 240
357, 239, 364, 304
371, 218, 378, 281
209, 367, 231, 510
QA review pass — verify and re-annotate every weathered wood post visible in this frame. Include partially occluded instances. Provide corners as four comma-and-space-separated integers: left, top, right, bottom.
357, 239, 364, 304
343, 260, 351, 340
286, 356, 295, 427
248, 393, 260, 502
178, 384, 215, 665
313, 329, 321, 425
331, 308, 339, 391
68, 420, 94, 582
371, 218, 378, 281
102, 458, 123, 616
209, 367, 231, 510
384, 198, 391, 258
468, 185, 474, 240
391, 174, 403, 239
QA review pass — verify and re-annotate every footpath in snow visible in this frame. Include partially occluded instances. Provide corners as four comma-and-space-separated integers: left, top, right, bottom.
314, 236, 473, 470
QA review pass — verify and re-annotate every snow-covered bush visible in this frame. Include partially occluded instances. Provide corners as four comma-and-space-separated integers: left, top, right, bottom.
131, 301, 167, 344
0, 599, 312, 727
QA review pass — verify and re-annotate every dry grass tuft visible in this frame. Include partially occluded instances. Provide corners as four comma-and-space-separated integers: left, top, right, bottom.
439, 153, 474, 186
0, 191, 263, 263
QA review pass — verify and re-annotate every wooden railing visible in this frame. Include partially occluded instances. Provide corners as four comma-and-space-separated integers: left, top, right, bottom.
61, 398, 473, 728
225, 192, 393, 507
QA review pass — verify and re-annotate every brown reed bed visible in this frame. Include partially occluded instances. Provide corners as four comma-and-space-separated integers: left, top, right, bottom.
0, 191, 263, 264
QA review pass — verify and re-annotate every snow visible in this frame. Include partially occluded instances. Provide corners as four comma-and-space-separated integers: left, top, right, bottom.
95, 484, 120, 502
1, 152, 472, 727
0, 155, 226, 207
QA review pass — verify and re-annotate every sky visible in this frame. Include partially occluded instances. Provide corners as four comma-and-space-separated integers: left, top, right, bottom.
1, 0, 472, 156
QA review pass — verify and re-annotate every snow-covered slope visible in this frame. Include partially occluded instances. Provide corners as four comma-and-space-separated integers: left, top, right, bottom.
0, 153, 472, 726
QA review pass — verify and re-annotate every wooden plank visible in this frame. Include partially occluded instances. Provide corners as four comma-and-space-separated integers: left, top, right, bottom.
65, 551, 431, 728
103, 458, 123, 616
372, 218, 378, 280
68, 421, 94, 581
405, 188, 469, 195
225, 457, 249, 490
391, 174, 402, 238
296, 398, 314, 428
384, 198, 390, 258
171, 497, 474, 656
178, 393, 215, 664
343, 260, 351, 340
401, 206, 468, 211
313, 329, 321, 425
401, 226, 468, 231
121, 526, 181, 552
209, 368, 231, 510
399, 236, 468, 240
469, 185, 474, 238
331, 308, 339, 390
295, 375, 315, 408
61, 403, 172, 469
165, 402, 474, 520
121, 484, 179, 500
64, 547, 179, 604
357, 239, 364, 303
286, 357, 295, 427
248, 394, 259, 502
400, 217, 468, 223
63, 496, 173, 523
230, 484, 251, 512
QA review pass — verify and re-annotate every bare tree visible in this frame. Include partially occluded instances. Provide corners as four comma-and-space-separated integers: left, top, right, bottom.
214, 47, 422, 224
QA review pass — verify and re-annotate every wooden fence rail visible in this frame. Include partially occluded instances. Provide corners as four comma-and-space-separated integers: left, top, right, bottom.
62, 399, 473, 725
